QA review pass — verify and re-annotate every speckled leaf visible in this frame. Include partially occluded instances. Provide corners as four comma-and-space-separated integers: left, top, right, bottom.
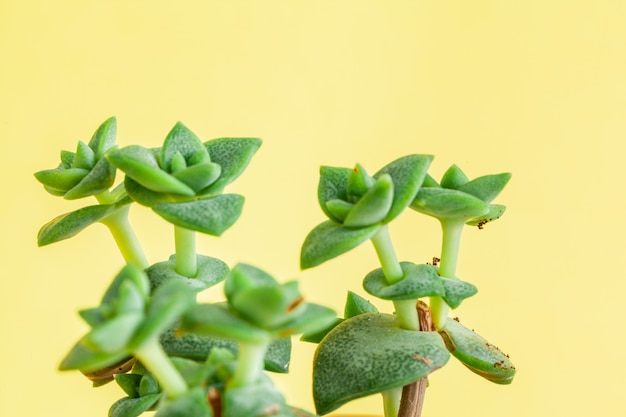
109, 393, 162, 417
64, 156, 117, 199
317, 166, 352, 222
411, 187, 489, 220
374, 154, 433, 223
440, 277, 478, 309
172, 162, 221, 193
145, 254, 229, 292
202, 137, 262, 194
313, 313, 449, 415
160, 122, 208, 172
343, 174, 393, 228
34, 167, 89, 191
152, 194, 244, 236
466, 204, 507, 227
155, 387, 212, 417
344, 291, 378, 318
439, 318, 516, 384
440, 164, 469, 189
300, 220, 380, 269
363, 262, 444, 301
457, 173, 511, 203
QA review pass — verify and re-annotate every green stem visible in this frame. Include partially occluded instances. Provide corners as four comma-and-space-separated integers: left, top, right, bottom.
134, 338, 188, 398
382, 387, 402, 417
370, 226, 419, 331
100, 206, 149, 269
174, 226, 197, 277
430, 219, 464, 329
228, 341, 270, 389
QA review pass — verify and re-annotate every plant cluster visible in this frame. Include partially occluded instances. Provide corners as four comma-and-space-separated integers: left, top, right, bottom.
36, 117, 515, 417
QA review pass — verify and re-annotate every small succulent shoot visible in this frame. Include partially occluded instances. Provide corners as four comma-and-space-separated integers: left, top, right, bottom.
108, 122, 261, 278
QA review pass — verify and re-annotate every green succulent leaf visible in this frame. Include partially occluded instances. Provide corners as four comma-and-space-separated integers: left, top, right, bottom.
300, 318, 343, 344
300, 220, 380, 269
109, 393, 162, 417
346, 163, 375, 202
324, 199, 354, 223
123, 176, 177, 206
343, 174, 394, 228
363, 262, 445, 301
271, 303, 337, 338
160, 122, 208, 172
59, 340, 130, 373
102, 264, 150, 306
411, 187, 489, 220
317, 166, 352, 222
466, 204, 507, 228
230, 282, 303, 328
84, 312, 143, 353
139, 373, 160, 396
201, 137, 262, 194
439, 318, 516, 384
108, 145, 195, 196
64, 156, 117, 199
457, 173, 511, 203
374, 154, 433, 223
344, 291, 379, 318
155, 387, 213, 417
146, 254, 229, 292
422, 173, 440, 188
224, 263, 277, 300
88, 116, 117, 160
440, 277, 478, 309
440, 164, 469, 189
172, 162, 221, 193
222, 381, 291, 417
115, 373, 143, 398
37, 201, 129, 246
34, 167, 89, 192
313, 313, 450, 415
180, 303, 271, 344
73, 141, 95, 169
152, 194, 244, 236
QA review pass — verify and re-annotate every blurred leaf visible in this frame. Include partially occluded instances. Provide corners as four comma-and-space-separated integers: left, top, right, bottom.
224, 263, 277, 301
317, 166, 352, 222
139, 373, 160, 396
152, 194, 244, 236
411, 187, 489, 220
109, 393, 162, 417
59, 339, 130, 373
313, 313, 449, 415
440, 164, 469, 189
271, 303, 337, 338
102, 264, 150, 306
223, 381, 293, 417
84, 312, 143, 353
343, 174, 393, 228
64, 156, 117, 199
115, 373, 143, 398
155, 387, 213, 417
363, 262, 444, 300
457, 173, 511, 203
202, 137, 262, 194
300, 220, 380, 269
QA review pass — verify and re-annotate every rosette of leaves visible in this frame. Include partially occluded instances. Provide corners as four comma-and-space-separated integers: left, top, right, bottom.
107, 122, 261, 236
301, 154, 433, 269
179, 263, 336, 417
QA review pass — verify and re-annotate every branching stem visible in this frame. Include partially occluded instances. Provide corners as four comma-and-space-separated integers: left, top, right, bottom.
100, 206, 149, 269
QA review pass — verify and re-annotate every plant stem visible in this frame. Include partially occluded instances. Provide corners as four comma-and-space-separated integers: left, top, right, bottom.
430, 219, 464, 329
371, 226, 420, 331
382, 387, 402, 417
134, 338, 187, 398
174, 226, 197, 277
100, 206, 149, 269
228, 341, 270, 389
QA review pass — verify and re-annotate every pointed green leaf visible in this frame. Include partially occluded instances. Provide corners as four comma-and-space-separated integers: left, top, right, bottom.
108, 146, 195, 196
440, 318, 516, 384
344, 291, 378, 318
300, 220, 380, 269
170, 152, 187, 173
343, 174, 393, 228
271, 303, 337, 338
64, 156, 117, 199
440, 164, 469, 189
59, 340, 130, 373
115, 373, 143, 398
313, 313, 450, 415
422, 173, 440, 188
60, 150, 75, 167
34, 167, 89, 192
37, 202, 125, 246
73, 141, 95, 169
139, 373, 160, 396
457, 173, 511, 203
324, 199, 354, 223
102, 264, 150, 306
155, 387, 212, 417
146, 254, 229, 292
123, 176, 176, 207
109, 393, 162, 417
172, 162, 221, 192
363, 262, 445, 300
79, 307, 107, 327
84, 312, 143, 353
375, 154, 433, 223
152, 194, 244, 236
440, 277, 478, 309
88, 116, 117, 159
160, 122, 208, 172
466, 204, 507, 228
202, 137, 262, 194
317, 166, 352, 222
411, 187, 489, 220
300, 318, 343, 344
230, 282, 302, 328
346, 163, 374, 202
224, 263, 276, 301
222, 381, 288, 417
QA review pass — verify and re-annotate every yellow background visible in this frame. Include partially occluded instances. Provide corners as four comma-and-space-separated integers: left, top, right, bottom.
1, 1, 625, 416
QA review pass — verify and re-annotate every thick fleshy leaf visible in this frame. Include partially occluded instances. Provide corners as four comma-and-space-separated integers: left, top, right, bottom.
440, 277, 478, 309
457, 173, 511, 203
155, 387, 213, 417
363, 262, 444, 301
202, 137, 262, 194
300, 318, 343, 344
139, 373, 159, 396
145, 254, 228, 292
152, 194, 244, 236
130, 280, 196, 348
300, 220, 380, 269
172, 162, 221, 193
324, 199, 354, 223
313, 313, 450, 415
344, 291, 378, 318
422, 173, 440, 188
37, 201, 127, 246
224, 263, 277, 301
34, 167, 89, 191
101, 265, 150, 307
124, 176, 176, 206
411, 187, 489, 220
73, 141, 95, 169
271, 303, 337, 338
109, 394, 162, 417
81, 357, 136, 385
346, 163, 375, 202
440, 164, 469, 189
317, 166, 352, 222
84, 312, 143, 353
439, 318, 516, 384
108, 146, 195, 196
343, 174, 393, 228
160, 329, 292, 373
230, 282, 303, 328
64, 156, 117, 199
115, 373, 143, 398
59, 340, 130, 373
88, 116, 117, 159
180, 303, 271, 344
374, 154, 433, 223
223, 381, 293, 417
466, 204, 507, 228
160, 122, 208, 172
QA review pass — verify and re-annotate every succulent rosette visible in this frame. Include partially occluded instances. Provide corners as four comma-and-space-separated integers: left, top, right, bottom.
300, 154, 433, 269
107, 122, 261, 236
